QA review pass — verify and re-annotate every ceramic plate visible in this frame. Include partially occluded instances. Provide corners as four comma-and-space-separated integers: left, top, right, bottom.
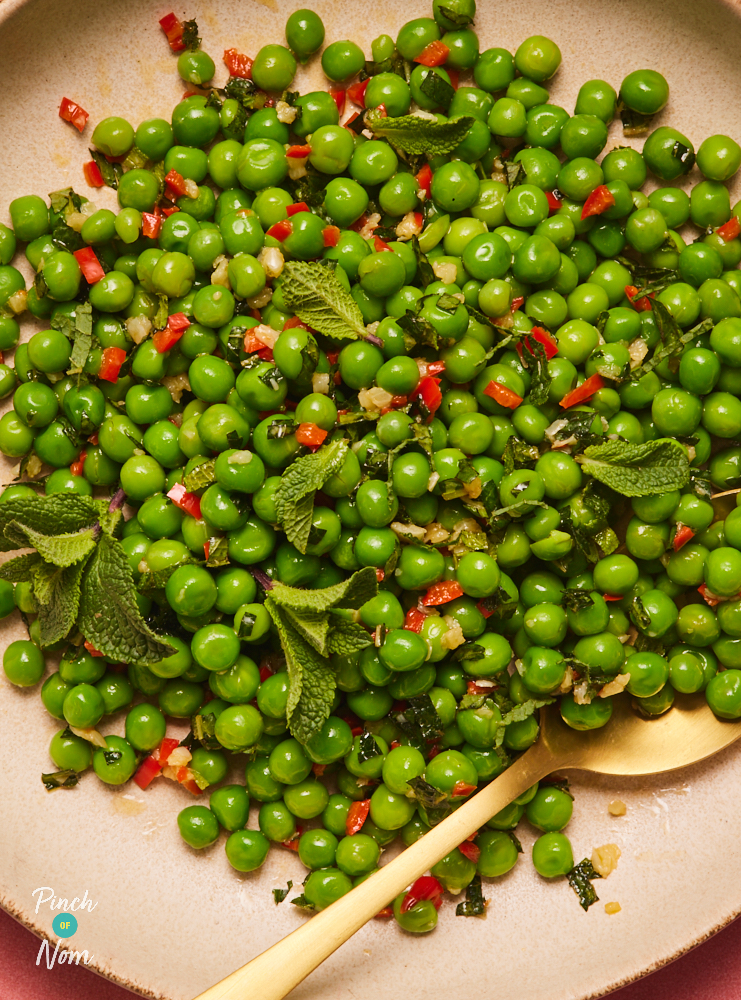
2, 0, 741, 997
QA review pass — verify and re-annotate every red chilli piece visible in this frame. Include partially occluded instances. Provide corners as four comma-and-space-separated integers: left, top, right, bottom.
141, 212, 162, 239
427, 360, 446, 376
602, 593, 623, 601
559, 373, 605, 409
73, 247, 105, 284
69, 451, 87, 477
286, 144, 311, 159
624, 284, 653, 312
167, 482, 202, 520
374, 235, 392, 252
83, 639, 104, 657
259, 663, 274, 683
447, 68, 460, 90
59, 97, 89, 132
511, 295, 525, 311
223, 47, 253, 79
156, 737, 181, 765
421, 580, 464, 606
458, 841, 481, 864
346, 799, 371, 836
203, 540, 210, 561
295, 422, 328, 447
133, 754, 162, 790
329, 88, 346, 114
401, 876, 444, 915
517, 327, 558, 361
267, 219, 293, 242
545, 190, 562, 214
414, 375, 443, 422
673, 523, 695, 552
322, 225, 341, 248
414, 40, 450, 66
451, 781, 477, 798
717, 216, 741, 242
97, 347, 127, 384
483, 380, 523, 410
346, 78, 369, 108
415, 162, 433, 198
286, 201, 310, 217
581, 184, 616, 220
83, 160, 105, 188
375, 568, 385, 582
159, 12, 186, 51
375, 906, 394, 919
164, 169, 190, 197
87, 432, 99, 446
404, 607, 426, 633
152, 327, 180, 354
476, 600, 494, 619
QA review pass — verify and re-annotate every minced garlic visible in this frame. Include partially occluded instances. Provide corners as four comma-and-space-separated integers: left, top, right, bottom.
591, 843, 621, 878
608, 800, 627, 817
604, 902, 622, 915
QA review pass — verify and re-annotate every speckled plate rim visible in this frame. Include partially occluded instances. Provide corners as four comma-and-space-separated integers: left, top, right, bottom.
2, 780, 740, 1000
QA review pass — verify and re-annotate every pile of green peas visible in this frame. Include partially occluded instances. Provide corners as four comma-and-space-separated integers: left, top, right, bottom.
4, 0, 741, 929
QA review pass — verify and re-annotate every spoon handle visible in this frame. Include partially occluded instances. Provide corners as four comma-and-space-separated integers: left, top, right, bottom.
193, 738, 557, 1000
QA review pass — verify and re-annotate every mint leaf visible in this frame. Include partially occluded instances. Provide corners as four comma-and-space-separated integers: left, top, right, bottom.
494, 698, 553, 748
0, 553, 42, 581
5, 523, 98, 568
419, 70, 454, 110
78, 534, 174, 663
269, 566, 378, 614
274, 438, 349, 553
280, 262, 366, 341
455, 874, 486, 917
366, 112, 475, 155
33, 557, 89, 647
578, 438, 690, 497
437, 3, 474, 25
327, 617, 373, 656
65, 301, 93, 374
42, 769, 80, 790
183, 458, 216, 493
0, 495, 100, 550
265, 598, 336, 743
567, 858, 602, 911
281, 606, 332, 657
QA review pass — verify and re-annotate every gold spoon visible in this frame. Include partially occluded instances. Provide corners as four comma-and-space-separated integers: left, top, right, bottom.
193, 692, 741, 1000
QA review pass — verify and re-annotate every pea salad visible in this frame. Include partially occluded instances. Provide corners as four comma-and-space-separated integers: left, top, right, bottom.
1, 0, 741, 930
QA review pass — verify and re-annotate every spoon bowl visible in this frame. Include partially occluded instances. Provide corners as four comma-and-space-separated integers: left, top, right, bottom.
541, 692, 741, 776
194, 695, 741, 1000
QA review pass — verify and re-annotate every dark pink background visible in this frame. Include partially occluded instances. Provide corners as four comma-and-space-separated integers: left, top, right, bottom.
1, 905, 739, 1000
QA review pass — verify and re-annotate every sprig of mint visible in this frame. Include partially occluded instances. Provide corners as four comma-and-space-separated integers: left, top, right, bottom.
365, 112, 475, 155
265, 567, 377, 743
0, 494, 173, 662
274, 438, 349, 553
280, 262, 366, 340
265, 598, 339, 744
577, 438, 690, 496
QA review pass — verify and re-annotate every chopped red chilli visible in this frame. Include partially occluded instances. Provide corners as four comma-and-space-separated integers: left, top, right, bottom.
223, 47, 253, 78
345, 799, 371, 836
167, 483, 202, 519
73, 247, 105, 284
58, 97, 89, 132
581, 184, 616, 219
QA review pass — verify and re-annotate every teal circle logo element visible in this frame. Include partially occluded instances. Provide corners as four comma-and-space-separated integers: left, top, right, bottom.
52, 913, 78, 938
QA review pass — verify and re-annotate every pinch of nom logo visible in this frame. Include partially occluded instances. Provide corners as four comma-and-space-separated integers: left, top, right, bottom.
32, 886, 97, 968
